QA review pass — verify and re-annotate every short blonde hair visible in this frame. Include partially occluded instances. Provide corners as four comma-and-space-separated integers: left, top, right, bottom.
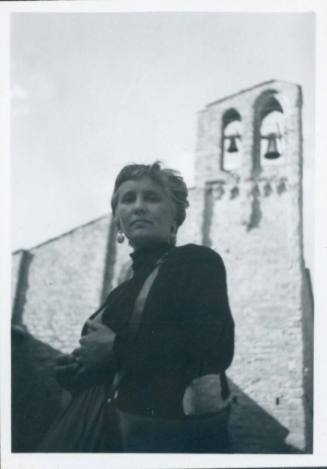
111, 161, 189, 227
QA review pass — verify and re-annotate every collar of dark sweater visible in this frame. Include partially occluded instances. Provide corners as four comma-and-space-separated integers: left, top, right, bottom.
130, 242, 173, 275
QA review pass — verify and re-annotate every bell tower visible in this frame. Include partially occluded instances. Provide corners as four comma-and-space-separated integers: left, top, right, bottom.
179, 80, 312, 452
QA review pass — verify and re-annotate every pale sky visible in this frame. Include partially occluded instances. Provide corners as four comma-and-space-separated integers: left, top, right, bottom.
11, 12, 315, 267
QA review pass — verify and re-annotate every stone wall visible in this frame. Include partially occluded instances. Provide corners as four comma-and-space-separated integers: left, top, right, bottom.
12, 216, 110, 354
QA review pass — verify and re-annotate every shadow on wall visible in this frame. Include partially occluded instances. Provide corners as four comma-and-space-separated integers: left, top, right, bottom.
11, 326, 69, 452
12, 326, 302, 454
228, 380, 302, 453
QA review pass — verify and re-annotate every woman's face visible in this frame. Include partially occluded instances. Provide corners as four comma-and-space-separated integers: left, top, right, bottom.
114, 177, 177, 249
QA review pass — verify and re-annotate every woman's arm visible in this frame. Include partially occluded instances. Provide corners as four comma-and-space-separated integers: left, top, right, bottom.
186, 249, 234, 374
183, 248, 234, 414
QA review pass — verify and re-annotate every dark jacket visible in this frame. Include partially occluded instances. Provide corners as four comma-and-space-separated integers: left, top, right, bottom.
99, 243, 234, 418
59, 243, 234, 419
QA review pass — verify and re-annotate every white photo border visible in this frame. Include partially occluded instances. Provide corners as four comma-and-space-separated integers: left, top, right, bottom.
1, 1, 326, 468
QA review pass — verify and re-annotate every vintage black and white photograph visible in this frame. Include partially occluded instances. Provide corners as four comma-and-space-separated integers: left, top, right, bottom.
2, 1, 326, 468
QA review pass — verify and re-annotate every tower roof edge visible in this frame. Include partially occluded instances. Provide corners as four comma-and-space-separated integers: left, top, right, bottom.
205, 79, 302, 109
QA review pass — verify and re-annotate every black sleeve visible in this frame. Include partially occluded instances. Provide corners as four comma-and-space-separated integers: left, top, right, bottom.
185, 249, 234, 377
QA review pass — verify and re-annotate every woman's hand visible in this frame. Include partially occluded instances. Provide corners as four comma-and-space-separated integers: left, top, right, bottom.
56, 353, 80, 371
55, 353, 81, 390
72, 321, 116, 375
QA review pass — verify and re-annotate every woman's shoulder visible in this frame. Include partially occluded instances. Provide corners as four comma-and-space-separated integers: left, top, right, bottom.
168, 243, 225, 267
163, 244, 227, 290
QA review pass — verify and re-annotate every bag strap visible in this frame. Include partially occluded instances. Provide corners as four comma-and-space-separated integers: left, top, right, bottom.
91, 253, 166, 318
127, 261, 162, 335
110, 254, 166, 398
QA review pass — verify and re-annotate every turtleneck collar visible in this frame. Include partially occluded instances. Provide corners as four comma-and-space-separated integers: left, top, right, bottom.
130, 241, 173, 275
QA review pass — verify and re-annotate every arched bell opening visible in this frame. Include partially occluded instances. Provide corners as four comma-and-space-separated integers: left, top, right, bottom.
221, 109, 243, 171
254, 92, 285, 172
260, 103, 285, 166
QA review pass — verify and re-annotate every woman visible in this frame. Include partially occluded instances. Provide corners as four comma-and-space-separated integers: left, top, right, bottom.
40, 162, 234, 453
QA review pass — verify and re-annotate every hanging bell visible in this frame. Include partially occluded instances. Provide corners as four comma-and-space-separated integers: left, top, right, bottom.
264, 134, 280, 159
227, 135, 239, 153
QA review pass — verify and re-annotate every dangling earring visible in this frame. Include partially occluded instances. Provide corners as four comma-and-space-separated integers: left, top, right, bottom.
117, 231, 125, 244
